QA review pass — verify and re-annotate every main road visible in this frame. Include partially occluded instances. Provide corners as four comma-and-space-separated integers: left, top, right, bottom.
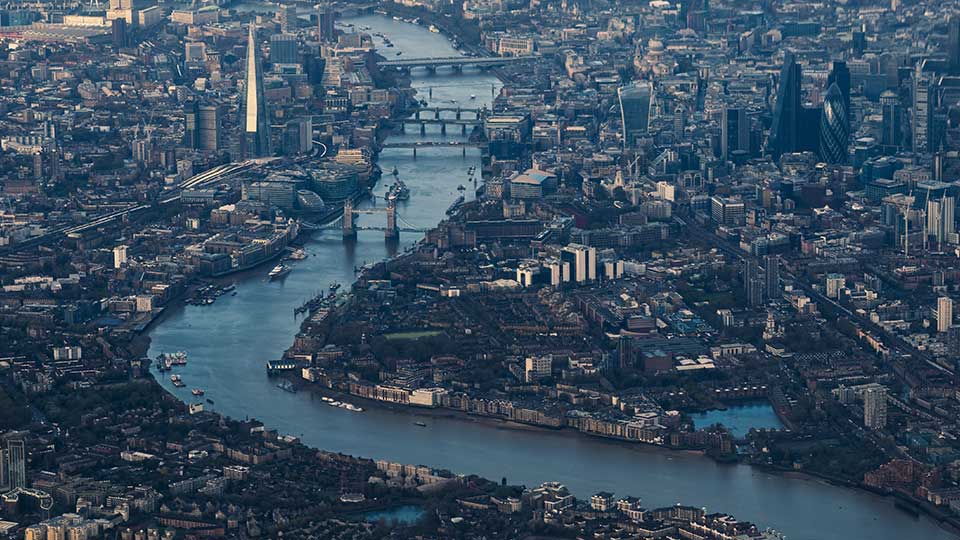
147, 13, 952, 540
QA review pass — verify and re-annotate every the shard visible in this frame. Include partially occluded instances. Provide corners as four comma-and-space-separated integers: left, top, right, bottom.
240, 24, 271, 159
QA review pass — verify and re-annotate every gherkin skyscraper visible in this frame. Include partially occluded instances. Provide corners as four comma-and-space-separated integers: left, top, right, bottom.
240, 25, 271, 159
819, 83, 848, 164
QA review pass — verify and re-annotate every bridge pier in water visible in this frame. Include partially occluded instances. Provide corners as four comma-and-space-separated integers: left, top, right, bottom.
342, 199, 356, 240
385, 202, 399, 240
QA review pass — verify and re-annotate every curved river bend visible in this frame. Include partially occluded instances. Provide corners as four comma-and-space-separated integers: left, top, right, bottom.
148, 14, 950, 540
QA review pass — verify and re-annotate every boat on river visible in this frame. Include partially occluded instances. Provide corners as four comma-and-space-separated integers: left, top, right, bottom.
268, 264, 291, 280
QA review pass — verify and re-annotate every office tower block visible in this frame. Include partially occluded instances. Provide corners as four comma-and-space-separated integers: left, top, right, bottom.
277, 4, 294, 33
852, 29, 866, 56
939, 297, 954, 333
183, 102, 199, 148
184, 103, 219, 151
913, 63, 932, 154
561, 244, 597, 283
283, 118, 313, 155
863, 387, 887, 429
198, 104, 220, 152
819, 83, 849, 164
827, 61, 851, 119
722, 106, 750, 160
617, 81, 652, 148
880, 90, 902, 148
926, 196, 955, 249
240, 25, 272, 159
944, 196, 956, 241
679, 0, 708, 30
111, 17, 127, 49
305, 54, 326, 85
270, 33, 299, 65
317, 6, 335, 42
770, 53, 802, 158
710, 195, 745, 226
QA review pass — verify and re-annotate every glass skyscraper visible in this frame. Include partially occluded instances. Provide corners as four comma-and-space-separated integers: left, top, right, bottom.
241, 25, 272, 159
769, 53, 801, 158
617, 81, 652, 148
270, 33, 299, 65
819, 83, 849, 164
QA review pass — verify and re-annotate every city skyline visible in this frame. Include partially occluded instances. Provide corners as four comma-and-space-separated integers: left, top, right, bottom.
1, 1, 960, 540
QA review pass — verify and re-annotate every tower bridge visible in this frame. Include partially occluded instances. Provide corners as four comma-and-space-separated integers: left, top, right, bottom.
305, 199, 427, 241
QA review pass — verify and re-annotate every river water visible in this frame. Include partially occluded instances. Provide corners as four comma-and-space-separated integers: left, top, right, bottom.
693, 403, 785, 438
147, 14, 950, 540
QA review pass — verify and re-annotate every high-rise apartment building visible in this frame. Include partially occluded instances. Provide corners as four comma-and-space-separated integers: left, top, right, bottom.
863, 387, 887, 429
765, 254, 781, 299
938, 296, 953, 333
7, 439, 25, 490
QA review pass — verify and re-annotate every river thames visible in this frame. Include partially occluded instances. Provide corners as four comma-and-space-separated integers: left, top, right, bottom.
147, 13, 950, 540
